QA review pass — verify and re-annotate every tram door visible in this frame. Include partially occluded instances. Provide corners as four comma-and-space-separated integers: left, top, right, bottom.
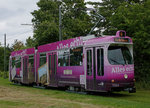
23, 56, 28, 84
86, 47, 104, 90
48, 53, 57, 87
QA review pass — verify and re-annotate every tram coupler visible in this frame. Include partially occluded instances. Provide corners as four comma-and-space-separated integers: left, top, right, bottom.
126, 87, 136, 93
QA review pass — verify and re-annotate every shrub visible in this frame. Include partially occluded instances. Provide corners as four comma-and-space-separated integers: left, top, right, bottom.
0, 71, 9, 78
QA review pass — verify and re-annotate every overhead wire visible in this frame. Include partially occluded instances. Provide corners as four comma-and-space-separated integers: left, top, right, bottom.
0, 29, 33, 42
6, 30, 33, 41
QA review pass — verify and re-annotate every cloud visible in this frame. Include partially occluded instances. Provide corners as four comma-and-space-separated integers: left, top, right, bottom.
0, 0, 39, 46
0, 8, 25, 21
0, 0, 101, 46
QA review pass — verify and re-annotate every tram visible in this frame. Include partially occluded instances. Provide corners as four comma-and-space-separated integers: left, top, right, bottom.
9, 30, 136, 93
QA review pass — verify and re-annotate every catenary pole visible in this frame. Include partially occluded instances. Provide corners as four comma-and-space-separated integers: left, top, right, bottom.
59, 5, 62, 41
4, 34, 6, 79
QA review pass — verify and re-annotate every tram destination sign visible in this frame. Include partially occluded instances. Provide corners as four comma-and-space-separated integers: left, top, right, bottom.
114, 38, 130, 43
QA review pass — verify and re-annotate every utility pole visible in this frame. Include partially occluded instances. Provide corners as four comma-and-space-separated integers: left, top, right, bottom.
4, 34, 6, 79
59, 5, 62, 41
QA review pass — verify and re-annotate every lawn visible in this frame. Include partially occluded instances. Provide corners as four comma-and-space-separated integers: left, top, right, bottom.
0, 78, 150, 108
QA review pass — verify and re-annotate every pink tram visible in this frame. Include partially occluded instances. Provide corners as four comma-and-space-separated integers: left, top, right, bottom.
9, 30, 136, 93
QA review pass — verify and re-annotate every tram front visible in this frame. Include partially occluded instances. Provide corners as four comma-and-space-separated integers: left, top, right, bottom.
106, 30, 136, 93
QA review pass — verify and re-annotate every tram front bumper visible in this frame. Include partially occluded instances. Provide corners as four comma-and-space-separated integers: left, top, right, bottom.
106, 82, 136, 93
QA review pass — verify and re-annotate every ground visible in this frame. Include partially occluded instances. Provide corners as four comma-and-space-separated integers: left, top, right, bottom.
0, 86, 103, 108
0, 78, 150, 108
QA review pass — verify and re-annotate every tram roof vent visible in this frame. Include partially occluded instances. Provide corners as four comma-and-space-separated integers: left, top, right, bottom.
82, 35, 96, 41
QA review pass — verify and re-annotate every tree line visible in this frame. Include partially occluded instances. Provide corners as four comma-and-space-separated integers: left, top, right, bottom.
1, 0, 150, 82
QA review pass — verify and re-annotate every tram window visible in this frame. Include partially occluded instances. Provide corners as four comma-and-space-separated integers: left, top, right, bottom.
97, 49, 104, 76
29, 55, 34, 68
40, 53, 46, 67
58, 55, 69, 66
122, 48, 133, 64
15, 57, 21, 68
70, 47, 83, 66
54, 54, 57, 74
12, 57, 16, 67
108, 46, 133, 65
87, 50, 92, 76
58, 49, 69, 66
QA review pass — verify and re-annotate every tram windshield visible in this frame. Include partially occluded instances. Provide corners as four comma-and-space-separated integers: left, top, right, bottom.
108, 46, 133, 65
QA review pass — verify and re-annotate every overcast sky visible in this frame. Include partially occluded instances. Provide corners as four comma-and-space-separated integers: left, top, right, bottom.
0, 0, 100, 46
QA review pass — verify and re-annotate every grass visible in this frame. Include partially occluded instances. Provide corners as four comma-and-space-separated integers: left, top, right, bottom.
0, 78, 150, 108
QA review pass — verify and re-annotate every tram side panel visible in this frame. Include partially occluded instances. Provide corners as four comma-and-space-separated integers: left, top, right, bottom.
9, 48, 36, 84
56, 47, 85, 88
35, 47, 85, 88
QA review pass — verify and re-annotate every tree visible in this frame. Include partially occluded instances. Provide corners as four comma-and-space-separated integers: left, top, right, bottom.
88, 0, 145, 35
31, 0, 92, 46
109, 1, 150, 81
32, 0, 59, 46
0, 44, 11, 72
61, 0, 92, 39
25, 36, 35, 48
11, 39, 25, 51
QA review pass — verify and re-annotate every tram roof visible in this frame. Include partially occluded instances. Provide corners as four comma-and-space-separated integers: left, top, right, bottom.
10, 30, 133, 55
37, 34, 132, 53
11, 47, 35, 57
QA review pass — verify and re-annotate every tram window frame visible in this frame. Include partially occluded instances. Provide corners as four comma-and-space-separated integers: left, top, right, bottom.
49, 55, 51, 71
87, 50, 92, 76
58, 49, 69, 66
39, 53, 46, 67
97, 49, 104, 76
54, 54, 57, 74
70, 47, 83, 66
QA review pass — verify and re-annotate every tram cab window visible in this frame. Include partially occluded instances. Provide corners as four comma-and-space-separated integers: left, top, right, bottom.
58, 49, 69, 66
40, 53, 46, 67
70, 47, 83, 66
108, 46, 133, 65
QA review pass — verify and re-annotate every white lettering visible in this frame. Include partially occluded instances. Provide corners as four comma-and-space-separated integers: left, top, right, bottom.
57, 38, 83, 50
112, 66, 134, 74
112, 68, 116, 73
14, 49, 27, 57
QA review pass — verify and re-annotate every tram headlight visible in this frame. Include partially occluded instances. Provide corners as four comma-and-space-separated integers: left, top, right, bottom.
111, 79, 115, 83
124, 74, 128, 79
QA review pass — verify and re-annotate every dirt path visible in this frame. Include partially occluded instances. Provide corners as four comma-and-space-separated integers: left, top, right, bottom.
0, 86, 108, 108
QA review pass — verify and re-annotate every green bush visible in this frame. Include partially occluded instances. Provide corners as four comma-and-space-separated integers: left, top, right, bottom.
0, 71, 9, 78
136, 81, 150, 90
